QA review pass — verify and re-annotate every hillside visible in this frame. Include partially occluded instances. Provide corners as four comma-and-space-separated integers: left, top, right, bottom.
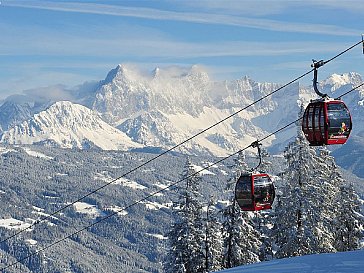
0, 143, 362, 272
0, 144, 228, 272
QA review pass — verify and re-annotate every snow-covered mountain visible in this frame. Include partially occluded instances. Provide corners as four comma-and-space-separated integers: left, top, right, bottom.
0, 101, 142, 150
0, 64, 363, 157
90, 64, 300, 155
93, 64, 211, 123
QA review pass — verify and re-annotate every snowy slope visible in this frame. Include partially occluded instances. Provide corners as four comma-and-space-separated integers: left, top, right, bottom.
219, 250, 364, 273
0, 101, 142, 150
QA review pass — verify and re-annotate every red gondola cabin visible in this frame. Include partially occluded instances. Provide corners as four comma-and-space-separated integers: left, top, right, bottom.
302, 99, 352, 146
235, 173, 275, 211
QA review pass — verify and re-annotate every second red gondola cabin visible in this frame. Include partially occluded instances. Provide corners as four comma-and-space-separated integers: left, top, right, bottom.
302, 99, 352, 146
235, 173, 275, 211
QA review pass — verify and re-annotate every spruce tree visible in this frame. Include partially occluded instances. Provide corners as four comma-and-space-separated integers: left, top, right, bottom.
274, 129, 321, 258
314, 147, 343, 252
165, 157, 204, 273
202, 199, 223, 272
334, 182, 363, 251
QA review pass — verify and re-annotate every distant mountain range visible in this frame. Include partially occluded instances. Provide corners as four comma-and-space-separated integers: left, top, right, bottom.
0, 64, 363, 166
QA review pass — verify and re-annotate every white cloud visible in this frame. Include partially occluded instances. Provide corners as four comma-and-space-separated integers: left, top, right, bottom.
181, 0, 364, 15
302, 0, 364, 13
23, 84, 75, 102
3, 0, 360, 36
0, 20, 350, 59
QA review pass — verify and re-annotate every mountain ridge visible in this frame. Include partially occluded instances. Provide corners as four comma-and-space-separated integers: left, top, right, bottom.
0, 101, 142, 150
0, 64, 363, 158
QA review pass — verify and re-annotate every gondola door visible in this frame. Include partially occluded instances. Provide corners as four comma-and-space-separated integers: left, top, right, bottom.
235, 174, 254, 211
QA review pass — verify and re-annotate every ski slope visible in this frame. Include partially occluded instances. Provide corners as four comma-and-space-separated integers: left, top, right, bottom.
219, 250, 364, 273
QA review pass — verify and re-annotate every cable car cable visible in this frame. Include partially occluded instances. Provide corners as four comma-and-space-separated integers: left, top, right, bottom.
0, 39, 362, 260
324, 40, 363, 65
2, 82, 363, 271
336, 82, 364, 99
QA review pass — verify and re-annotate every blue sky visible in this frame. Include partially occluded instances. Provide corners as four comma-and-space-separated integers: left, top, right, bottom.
0, 0, 363, 99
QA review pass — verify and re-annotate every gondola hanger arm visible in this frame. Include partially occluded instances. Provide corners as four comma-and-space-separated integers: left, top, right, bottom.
250, 140, 262, 172
311, 59, 328, 98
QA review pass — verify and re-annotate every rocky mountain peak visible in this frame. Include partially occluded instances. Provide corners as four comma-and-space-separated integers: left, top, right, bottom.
322, 72, 363, 93
102, 64, 133, 86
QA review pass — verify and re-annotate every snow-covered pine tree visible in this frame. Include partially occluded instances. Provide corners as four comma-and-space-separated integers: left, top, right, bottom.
221, 151, 260, 268
165, 157, 204, 273
255, 211, 274, 262
1, 237, 44, 272
202, 198, 223, 272
274, 120, 349, 257
317, 147, 363, 252
225, 150, 249, 190
273, 132, 316, 258
334, 182, 363, 251
312, 147, 345, 252
271, 104, 344, 257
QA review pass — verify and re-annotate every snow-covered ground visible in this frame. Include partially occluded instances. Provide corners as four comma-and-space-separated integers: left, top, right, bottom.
0, 217, 33, 230
0, 147, 16, 154
95, 173, 147, 190
146, 233, 168, 240
219, 250, 364, 273
116, 177, 147, 190
73, 202, 105, 218
23, 147, 53, 160
105, 206, 128, 216
191, 164, 216, 175
142, 201, 169, 210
